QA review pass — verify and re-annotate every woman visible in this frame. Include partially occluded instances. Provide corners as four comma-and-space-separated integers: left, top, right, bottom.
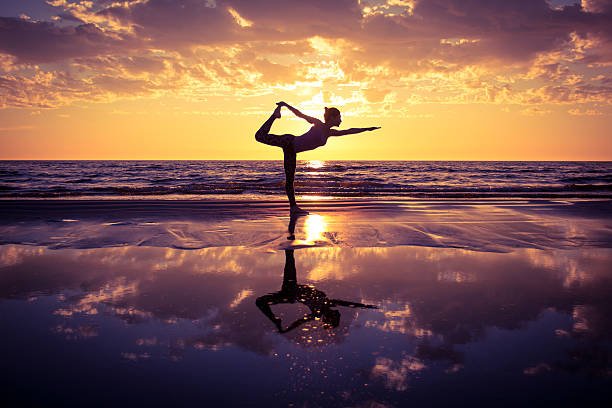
255, 101, 380, 214
256, 249, 378, 333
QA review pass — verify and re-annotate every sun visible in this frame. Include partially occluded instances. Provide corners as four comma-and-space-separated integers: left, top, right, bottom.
307, 160, 325, 169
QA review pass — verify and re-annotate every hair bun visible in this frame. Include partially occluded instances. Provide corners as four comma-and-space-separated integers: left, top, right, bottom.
324, 107, 329, 111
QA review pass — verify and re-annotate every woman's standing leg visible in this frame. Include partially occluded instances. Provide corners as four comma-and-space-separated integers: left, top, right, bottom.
283, 146, 297, 207
255, 105, 307, 214
284, 144, 308, 214
282, 249, 297, 289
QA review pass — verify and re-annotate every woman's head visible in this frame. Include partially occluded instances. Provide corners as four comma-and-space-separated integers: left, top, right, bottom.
324, 107, 341, 127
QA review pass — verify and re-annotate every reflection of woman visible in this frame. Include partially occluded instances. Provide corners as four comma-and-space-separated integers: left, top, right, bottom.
256, 250, 377, 333
255, 102, 380, 214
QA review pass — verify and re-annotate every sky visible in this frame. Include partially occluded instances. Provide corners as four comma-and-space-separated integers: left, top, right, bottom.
0, 0, 611, 160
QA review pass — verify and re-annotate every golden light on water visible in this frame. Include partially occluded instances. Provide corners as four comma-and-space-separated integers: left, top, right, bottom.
300, 195, 334, 201
304, 214, 328, 243
306, 160, 326, 169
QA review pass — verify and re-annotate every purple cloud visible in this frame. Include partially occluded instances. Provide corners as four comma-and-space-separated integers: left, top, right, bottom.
0, 16, 137, 63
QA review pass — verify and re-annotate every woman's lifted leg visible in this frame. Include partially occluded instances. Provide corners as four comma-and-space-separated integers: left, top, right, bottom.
255, 105, 282, 145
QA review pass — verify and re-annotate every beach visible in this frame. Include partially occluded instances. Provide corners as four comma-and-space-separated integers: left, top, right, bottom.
1, 195, 611, 406
3, 0, 612, 404
1, 198, 612, 251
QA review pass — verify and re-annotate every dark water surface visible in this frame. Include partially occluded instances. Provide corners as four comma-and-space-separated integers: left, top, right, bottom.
1, 244, 611, 407
1, 161, 611, 406
1, 160, 611, 198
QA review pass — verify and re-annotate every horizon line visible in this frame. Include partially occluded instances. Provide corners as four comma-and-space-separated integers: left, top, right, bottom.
1, 159, 611, 162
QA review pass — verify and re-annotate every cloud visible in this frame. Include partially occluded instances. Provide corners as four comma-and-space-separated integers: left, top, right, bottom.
520, 106, 552, 116
568, 107, 604, 115
353, 0, 611, 68
581, 0, 612, 14
0, 16, 138, 63
0, 0, 610, 112
0, 125, 35, 132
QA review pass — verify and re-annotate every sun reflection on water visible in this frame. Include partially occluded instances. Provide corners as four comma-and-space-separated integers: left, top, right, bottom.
306, 160, 325, 169
304, 214, 328, 242
300, 195, 334, 201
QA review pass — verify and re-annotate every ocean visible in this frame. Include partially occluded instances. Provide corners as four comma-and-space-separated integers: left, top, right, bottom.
1, 160, 611, 199
1, 160, 612, 406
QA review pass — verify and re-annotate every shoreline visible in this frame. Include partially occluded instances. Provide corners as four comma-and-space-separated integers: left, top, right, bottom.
1, 192, 611, 200
1, 198, 610, 252
2, 197, 611, 220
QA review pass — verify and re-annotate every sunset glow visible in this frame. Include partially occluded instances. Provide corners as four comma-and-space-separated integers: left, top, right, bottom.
304, 214, 328, 243
0, 0, 611, 160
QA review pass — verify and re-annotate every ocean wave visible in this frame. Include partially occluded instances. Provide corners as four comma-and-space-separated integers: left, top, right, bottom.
561, 175, 612, 183
1, 160, 611, 199
2, 183, 611, 198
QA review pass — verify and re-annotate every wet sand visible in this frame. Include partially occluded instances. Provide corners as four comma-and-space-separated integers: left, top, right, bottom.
1, 198, 611, 252
1, 198, 611, 406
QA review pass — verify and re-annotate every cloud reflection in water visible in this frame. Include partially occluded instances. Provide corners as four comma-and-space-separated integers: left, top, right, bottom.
0, 244, 611, 406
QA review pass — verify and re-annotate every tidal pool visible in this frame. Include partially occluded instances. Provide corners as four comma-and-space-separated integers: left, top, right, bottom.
1, 244, 611, 407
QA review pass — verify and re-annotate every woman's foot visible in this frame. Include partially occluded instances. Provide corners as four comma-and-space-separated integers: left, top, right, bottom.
290, 205, 309, 216
273, 104, 282, 119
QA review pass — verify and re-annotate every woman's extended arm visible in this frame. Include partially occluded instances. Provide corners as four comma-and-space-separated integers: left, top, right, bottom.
329, 127, 380, 137
277, 101, 321, 124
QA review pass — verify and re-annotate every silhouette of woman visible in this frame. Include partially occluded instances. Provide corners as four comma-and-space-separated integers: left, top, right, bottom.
256, 249, 377, 334
255, 102, 380, 215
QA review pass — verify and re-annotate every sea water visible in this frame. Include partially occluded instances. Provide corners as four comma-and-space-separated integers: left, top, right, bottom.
1, 160, 611, 198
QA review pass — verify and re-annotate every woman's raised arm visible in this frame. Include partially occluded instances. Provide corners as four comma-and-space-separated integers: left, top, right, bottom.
277, 102, 322, 124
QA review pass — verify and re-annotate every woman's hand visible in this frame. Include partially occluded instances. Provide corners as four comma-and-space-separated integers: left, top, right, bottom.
276, 101, 289, 107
